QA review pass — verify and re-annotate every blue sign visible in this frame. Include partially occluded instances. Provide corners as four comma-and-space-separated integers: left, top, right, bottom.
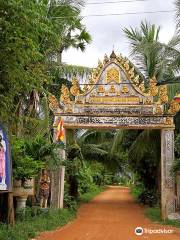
0, 125, 11, 191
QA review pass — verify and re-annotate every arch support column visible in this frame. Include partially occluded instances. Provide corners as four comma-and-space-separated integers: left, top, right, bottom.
50, 120, 66, 209
161, 128, 175, 220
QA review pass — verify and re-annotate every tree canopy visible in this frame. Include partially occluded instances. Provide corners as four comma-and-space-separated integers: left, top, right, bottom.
0, 0, 91, 134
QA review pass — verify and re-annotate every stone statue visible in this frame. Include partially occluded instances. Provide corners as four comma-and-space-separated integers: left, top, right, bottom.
39, 170, 50, 208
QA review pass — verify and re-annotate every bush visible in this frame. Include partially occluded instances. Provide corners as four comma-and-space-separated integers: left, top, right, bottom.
145, 207, 180, 228
0, 208, 76, 240
131, 183, 158, 207
138, 189, 158, 207
63, 193, 78, 211
12, 138, 44, 180
12, 135, 63, 181
79, 185, 105, 203
16, 206, 45, 221
78, 165, 93, 194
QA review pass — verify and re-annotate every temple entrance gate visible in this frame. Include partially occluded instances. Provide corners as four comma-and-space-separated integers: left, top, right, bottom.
49, 51, 180, 220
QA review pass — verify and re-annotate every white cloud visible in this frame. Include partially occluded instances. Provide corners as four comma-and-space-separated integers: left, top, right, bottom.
63, 0, 176, 67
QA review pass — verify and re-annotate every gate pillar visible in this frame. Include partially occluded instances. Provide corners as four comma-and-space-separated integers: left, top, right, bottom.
50, 122, 66, 209
161, 128, 175, 219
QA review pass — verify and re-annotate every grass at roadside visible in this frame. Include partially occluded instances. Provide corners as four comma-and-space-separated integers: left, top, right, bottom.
145, 207, 180, 228
79, 185, 106, 203
0, 208, 76, 240
130, 185, 180, 228
0, 185, 105, 240
130, 184, 142, 201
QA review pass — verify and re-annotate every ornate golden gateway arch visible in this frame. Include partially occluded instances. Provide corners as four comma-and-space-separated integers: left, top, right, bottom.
49, 51, 180, 220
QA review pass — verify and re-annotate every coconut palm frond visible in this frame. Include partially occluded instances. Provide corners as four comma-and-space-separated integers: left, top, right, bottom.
129, 130, 161, 163
175, 0, 180, 33
167, 83, 180, 100
49, 63, 92, 81
111, 130, 125, 156
124, 21, 162, 79
78, 129, 114, 145
81, 143, 108, 159
124, 21, 180, 87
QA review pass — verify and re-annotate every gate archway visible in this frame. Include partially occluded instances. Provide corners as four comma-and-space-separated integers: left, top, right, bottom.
49, 51, 180, 220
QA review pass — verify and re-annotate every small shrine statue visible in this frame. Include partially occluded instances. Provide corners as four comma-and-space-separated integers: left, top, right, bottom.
39, 170, 50, 208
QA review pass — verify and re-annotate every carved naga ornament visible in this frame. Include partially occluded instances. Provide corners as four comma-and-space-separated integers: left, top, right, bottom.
70, 78, 80, 96
60, 84, 71, 104
159, 85, 168, 104
149, 76, 158, 96
48, 95, 59, 110
168, 99, 180, 114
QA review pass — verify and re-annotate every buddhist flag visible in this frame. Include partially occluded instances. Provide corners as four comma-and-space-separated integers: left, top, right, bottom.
174, 93, 180, 103
56, 118, 65, 143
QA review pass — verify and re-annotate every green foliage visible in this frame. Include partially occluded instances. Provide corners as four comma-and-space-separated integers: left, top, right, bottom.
175, 133, 180, 154
112, 175, 132, 186
1, 0, 91, 132
78, 165, 93, 194
12, 135, 63, 180
172, 133, 180, 174
128, 130, 161, 206
12, 138, 44, 180
124, 22, 161, 80
88, 161, 106, 186
79, 185, 105, 203
63, 192, 78, 211
52, 64, 92, 79
24, 135, 63, 169
145, 208, 180, 227
129, 131, 160, 178
0, 185, 104, 240
131, 183, 159, 207
47, 0, 91, 63
65, 135, 110, 200
123, 16, 180, 207
16, 206, 46, 222
124, 21, 180, 85
175, 0, 180, 34
0, 0, 56, 123
77, 129, 130, 172
0, 208, 76, 240
131, 182, 144, 200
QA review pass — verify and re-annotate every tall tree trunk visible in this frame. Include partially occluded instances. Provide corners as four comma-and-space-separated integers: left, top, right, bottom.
66, 129, 79, 199
57, 46, 64, 64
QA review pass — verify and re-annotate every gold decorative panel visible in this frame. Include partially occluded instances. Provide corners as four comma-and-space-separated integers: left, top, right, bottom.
106, 67, 120, 84
89, 96, 140, 104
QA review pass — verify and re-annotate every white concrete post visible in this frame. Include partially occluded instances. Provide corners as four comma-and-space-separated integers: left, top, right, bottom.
161, 129, 175, 220
58, 166, 65, 209
50, 117, 66, 209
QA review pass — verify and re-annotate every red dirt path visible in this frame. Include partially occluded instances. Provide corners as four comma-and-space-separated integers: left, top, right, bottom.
37, 186, 180, 240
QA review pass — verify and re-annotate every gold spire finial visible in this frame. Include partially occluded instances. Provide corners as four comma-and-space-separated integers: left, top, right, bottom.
103, 54, 109, 65
110, 50, 116, 59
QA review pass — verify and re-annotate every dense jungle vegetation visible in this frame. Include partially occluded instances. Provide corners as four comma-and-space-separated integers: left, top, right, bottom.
0, 0, 180, 239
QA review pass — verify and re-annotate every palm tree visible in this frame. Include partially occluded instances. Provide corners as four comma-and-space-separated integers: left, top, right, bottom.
47, 0, 92, 63
76, 129, 131, 175
175, 0, 180, 34
124, 21, 180, 87
123, 20, 180, 206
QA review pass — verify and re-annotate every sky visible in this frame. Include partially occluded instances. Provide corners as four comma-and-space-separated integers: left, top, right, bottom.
63, 0, 176, 67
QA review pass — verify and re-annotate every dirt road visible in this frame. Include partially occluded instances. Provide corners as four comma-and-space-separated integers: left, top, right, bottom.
37, 186, 180, 240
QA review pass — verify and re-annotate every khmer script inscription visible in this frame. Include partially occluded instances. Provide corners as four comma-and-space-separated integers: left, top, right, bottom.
74, 106, 154, 115
63, 116, 166, 127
